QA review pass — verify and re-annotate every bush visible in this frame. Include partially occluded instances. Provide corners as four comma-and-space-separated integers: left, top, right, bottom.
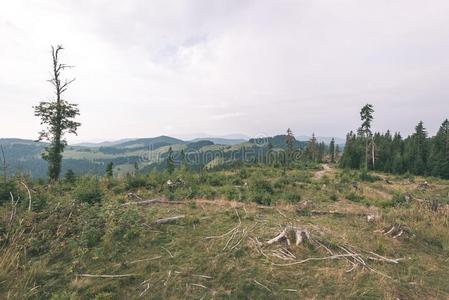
0, 181, 17, 205
283, 192, 301, 204
252, 192, 272, 206
274, 177, 290, 189
111, 209, 140, 242
238, 168, 249, 179
251, 178, 273, 194
126, 175, 147, 189
80, 207, 105, 248
74, 177, 103, 205
31, 192, 48, 212
222, 185, 240, 200
206, 173, 226, 187
391, 193, 409, 207
197, 185, 217, 199
330, 193, 338, 201
346, 191, 365, 203
359, 170, 381, 182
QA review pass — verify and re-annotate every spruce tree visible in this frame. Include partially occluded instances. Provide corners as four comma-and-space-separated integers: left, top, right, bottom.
34, 45, 80, 181
430, 119, 449, 178
167, 147, 175, 174
358, 104, 374, 170
408, 121, 428, 175
64, 169, 76, 184
179, 149, 188, 171
106, 162, 114, 177
329, 138, 335, 163
306, 133, 317, 161
285, 128, 296, 169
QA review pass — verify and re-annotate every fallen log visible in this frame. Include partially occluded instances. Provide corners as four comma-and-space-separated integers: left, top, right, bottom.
267, 226, 310, 246
153, 215, 185, 225
75, 273, 137, 278
297, 209, 380, 222
122, 198, 185, 206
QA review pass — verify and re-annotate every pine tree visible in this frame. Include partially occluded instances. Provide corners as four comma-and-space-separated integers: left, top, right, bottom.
34, 45, 80, 181
64, 169, 76, 184
358, 104, 374, 170
167, 147, 175, 174
317, 142, 326, 162
430, 119, 449, 178
306, 133, 318, 161
285, 128, 296, 169
329, 138, 335, 163
407, 121, 428, 175
106, 162, 114, 177
179, 149, 188, 171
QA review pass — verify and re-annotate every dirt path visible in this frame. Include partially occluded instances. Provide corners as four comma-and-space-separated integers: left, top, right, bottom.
313, 164, 332, 179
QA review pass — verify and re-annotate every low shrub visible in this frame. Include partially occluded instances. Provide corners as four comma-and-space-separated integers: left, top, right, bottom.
110, 208, 140, 242
359, 170, 381, 182
0, 181, 18, 205
274, 177, 290, 189
74, 177, 103, 205
283, 192, 301, 204
126, 175, 147, 189
346, 191, 365, 203
206, 173, 227, 187
330, 193, 338, 201
251, 178, 273, 194
252, 191, 272, 206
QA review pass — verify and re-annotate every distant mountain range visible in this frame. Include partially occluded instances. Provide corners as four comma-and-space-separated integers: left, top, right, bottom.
0, 134, 344, 178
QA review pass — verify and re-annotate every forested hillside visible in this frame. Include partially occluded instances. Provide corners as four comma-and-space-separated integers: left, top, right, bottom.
341, 109, 449, 179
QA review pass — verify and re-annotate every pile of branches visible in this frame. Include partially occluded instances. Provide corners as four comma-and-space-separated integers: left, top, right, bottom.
252, 224, 404, 278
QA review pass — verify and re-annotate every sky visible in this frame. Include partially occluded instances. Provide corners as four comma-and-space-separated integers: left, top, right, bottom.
1, 0, 449, 143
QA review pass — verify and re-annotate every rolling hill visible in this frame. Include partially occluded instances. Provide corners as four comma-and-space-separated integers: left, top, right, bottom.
0, 135, 337, 178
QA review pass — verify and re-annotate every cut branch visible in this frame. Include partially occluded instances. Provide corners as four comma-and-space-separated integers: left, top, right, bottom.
153, 215, 185, 225
122, 197, 184, 206
75, 273, 137, 278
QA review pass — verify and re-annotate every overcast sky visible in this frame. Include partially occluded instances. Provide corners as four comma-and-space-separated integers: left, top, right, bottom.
1, 0, 449, 142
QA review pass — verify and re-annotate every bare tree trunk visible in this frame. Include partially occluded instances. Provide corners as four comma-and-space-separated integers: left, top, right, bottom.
365, 137, 369, 170
0, 144, 7, 183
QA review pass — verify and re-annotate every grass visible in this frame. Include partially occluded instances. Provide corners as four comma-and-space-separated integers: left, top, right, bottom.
0, 165, 448, 299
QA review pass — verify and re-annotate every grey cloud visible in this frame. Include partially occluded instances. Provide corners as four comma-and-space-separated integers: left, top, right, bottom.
1, 0, 449, 141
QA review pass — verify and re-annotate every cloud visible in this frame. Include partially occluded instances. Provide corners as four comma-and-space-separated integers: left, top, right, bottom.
1, 0, 449, 141
210, 112, 246, 120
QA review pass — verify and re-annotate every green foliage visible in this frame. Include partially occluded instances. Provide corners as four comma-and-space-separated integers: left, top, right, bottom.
359, 169, 381, 182
105, 162, 114, 178
125, 175, 147, 189
109, 208, 140, 242
0, 180, 16, 205
283, 191, 301, 204
206, 172, 227, 187
391, 193, 409, 208
330, 193, 338, 201
252, 191, 273, 205
251, 178, 273, 194
166, 147, 175, 175
74, 177, 103, 204
80, 207, 105, 248
64, 169, 76, 184
346, 191, 365, 203
341, 117, 449, 179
